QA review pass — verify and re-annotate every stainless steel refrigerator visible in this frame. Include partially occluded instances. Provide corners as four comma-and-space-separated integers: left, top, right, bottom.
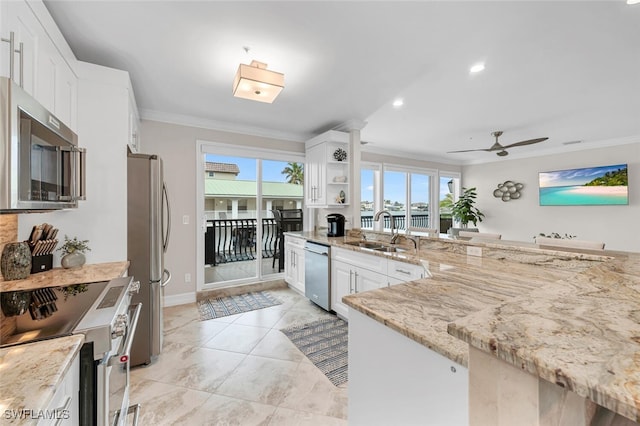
127, 150, 171, 366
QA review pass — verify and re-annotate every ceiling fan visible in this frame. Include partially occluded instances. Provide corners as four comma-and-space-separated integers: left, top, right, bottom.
448, 131, 548, 157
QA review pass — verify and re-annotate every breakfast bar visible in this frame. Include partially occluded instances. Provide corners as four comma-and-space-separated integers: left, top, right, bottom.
314, 232, 640, 425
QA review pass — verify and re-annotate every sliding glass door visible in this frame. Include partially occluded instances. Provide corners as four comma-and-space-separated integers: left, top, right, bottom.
200, 144, 304, 289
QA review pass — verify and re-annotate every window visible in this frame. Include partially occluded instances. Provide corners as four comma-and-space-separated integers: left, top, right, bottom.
438, 174, 460, 234
382, 167, 435, 233
359, 163, 457, 235
360, 165, 378, 229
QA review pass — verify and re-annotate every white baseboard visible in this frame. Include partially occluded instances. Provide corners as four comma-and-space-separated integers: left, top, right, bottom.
164, 292, 196, 307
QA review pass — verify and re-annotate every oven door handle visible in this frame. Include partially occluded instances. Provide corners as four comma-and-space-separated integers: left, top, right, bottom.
113, 403, 141, 426
109, 303, 142, 366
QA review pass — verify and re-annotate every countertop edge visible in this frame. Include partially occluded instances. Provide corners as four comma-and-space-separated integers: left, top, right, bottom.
0, 334, 85, 424
0, 261, 130, 292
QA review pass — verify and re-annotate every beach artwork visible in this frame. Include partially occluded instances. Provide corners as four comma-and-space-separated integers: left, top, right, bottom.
539, 164, 628, 206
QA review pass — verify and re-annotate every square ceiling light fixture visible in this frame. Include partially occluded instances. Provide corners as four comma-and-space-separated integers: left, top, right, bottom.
233, 60, 284, 103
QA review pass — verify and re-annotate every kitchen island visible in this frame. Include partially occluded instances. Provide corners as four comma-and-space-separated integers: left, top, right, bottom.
299, 231, 639, 425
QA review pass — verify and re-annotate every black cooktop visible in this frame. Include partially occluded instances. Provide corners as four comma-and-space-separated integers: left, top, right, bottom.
0, 281, 109, 348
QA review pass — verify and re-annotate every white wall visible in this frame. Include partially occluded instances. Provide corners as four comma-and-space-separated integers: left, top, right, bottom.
139, 119, 305, 300
462, 142, 640, 252
18, 62, 130, 265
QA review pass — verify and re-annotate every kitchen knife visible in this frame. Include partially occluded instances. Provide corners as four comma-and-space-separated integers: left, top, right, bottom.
43, 224, 53, 239
50, 228, 58, 240
28, 225, 37, 244
31, 225, 43, 244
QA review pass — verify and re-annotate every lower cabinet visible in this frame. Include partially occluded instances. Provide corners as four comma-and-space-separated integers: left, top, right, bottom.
349, 308, 468, 426
284, 235, 305, 294
39, 352, 79, 425
331, 258, 387, 318
331, 246, 428, 320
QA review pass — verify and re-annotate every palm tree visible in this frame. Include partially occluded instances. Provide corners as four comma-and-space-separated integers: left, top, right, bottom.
281, 162, 304, 185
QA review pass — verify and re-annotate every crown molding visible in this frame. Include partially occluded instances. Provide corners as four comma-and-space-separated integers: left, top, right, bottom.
139, 109, 310, 143
361, 144, 464, 166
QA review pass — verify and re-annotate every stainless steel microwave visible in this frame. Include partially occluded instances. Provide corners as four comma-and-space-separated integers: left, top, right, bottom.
0, 76, 86, 212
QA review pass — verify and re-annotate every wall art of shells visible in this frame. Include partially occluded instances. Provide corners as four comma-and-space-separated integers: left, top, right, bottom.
493, 181, 523, 202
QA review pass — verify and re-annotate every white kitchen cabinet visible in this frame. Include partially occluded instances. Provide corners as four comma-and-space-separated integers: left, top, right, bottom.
332, 247, 387, 275
305, 130, 350, 208
38, 353, 80, 425
349, 308, 468, 425
1, 0, 39, 96
387, 259, 426, 283
1, 0, 78, 131
331, 246, 429, 319
37, 36, 77, 130
127, 88, 140, 152
284, 234, 305, 294
331, 248, 388, 319
331, 259, 354, 318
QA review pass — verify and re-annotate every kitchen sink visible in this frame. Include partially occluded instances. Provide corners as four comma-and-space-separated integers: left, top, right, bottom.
343, 241, 407, 253
373, 246, 407, 253
344, 241, 387, 250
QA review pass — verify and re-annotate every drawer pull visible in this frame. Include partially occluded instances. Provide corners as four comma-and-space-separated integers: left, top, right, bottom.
395, 269, 412, 275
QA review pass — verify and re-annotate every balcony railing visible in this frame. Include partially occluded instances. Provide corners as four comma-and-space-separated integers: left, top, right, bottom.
205, 214, 446, 268
205, 219, 278, 266
360, 214, 430, 230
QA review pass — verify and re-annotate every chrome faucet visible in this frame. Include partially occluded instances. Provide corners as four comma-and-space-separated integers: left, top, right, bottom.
373, 210, 398, 243
396, 235, 420, 252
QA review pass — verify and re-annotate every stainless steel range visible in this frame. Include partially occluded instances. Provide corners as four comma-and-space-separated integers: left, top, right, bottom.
0, 277, 142, 426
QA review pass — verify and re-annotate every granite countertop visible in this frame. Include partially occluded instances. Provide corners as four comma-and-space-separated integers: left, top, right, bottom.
299, 231, 640, 421
448, 253, 640, 422
0, 261, 130, 292
0, 335, 85, 425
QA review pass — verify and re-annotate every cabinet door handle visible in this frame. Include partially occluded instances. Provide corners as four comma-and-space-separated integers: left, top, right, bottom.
354, 271, 359, 293
17, 41, 23, 88
349, 270, 354, 294
1, 32, 15, 83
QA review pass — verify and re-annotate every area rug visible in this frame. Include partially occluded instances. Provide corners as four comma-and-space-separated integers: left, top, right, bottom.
198, 291, 282, 320
281, 317, 348, 386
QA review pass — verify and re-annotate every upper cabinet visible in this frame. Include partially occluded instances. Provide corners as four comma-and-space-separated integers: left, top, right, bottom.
128, 89, 140, 152
305, 130, 350, 208
1, 0, 78, 131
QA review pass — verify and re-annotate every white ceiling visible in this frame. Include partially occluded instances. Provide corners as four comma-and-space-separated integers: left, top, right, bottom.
44, 1, 640, 164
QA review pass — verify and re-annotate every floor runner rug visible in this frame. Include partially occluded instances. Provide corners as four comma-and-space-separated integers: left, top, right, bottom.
281, 317, 348, 386
198, 291, 281, 320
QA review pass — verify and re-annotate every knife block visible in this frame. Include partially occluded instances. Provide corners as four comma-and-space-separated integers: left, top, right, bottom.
31, 254, 53, 274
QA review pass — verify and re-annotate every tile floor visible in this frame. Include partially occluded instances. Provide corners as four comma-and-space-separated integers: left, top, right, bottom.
129, 287, 348, 425
205, 258, 281, 284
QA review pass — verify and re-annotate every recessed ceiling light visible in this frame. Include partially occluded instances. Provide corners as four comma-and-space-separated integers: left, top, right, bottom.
628, 0, 640, 4
470, 63, 485, 74
392, 99, 404, 108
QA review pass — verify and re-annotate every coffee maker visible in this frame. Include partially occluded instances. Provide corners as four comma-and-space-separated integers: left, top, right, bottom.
326, 213, 346, 237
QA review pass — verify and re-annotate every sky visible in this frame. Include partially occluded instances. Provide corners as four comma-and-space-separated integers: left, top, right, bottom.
538, 164, 627, 188
361, 170, 452, 204
207, 155, 293, 183
207, 154, 452, 204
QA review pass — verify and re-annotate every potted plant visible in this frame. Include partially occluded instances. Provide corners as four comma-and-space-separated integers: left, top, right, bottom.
58, 235, 91, 268
449, 187, 485, 237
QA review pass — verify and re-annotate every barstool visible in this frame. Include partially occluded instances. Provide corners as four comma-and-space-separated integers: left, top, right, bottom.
272, 209, 303, 272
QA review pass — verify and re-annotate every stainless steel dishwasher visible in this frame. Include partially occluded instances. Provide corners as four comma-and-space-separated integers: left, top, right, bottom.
304, 241, 330, 311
